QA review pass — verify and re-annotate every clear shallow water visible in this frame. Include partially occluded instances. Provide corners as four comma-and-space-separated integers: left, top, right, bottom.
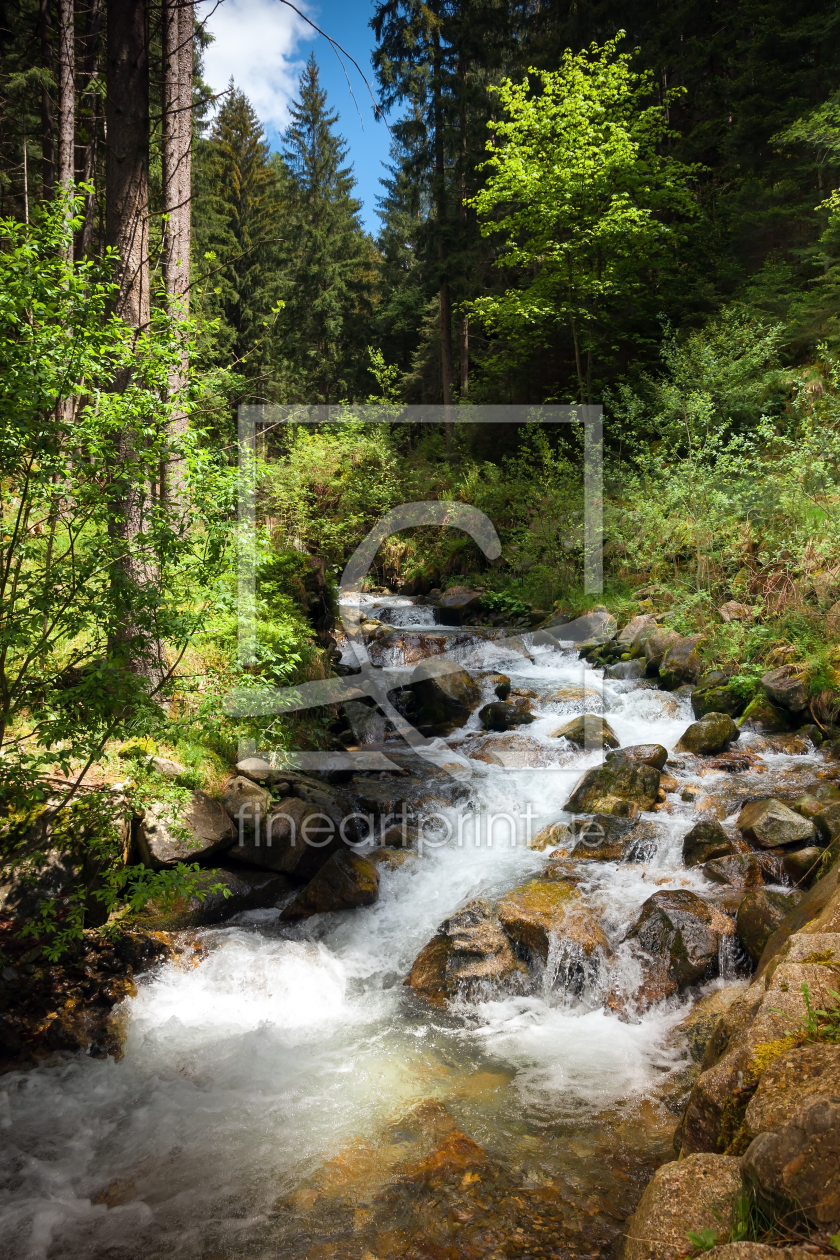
0, 606, 798, 1259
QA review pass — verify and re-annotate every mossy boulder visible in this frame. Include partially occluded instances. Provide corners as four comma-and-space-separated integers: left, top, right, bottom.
683, 818, 739, 867
692, 672, 746, 720
644, 627, 682, 674
739, 696, 793, 733
736, 889, 804, 961
676, 712, 740, 755
563, 759, 661, 816
659, 634, 706, 689
550, 713, 619, 749
280, 850, 380, 921
760, 665, 809, 714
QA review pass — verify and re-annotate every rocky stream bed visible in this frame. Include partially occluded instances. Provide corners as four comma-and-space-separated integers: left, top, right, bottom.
1, 596, 839, 1260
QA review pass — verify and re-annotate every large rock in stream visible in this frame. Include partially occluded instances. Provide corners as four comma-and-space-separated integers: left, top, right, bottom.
280, 850, 380, 921
406, 900, 527, 1003
623, 890, 736, 1005
736, 889, 803, 961
478, 701, 535, 731
676, 712, 740, 755
742, 1094, 840, 1232
410, 660, 482, 734
682, 818, 740, 867
658, 634, 705, 689
736, 799, 816, 849
550, 714, 618, 749
563, 758, 661, 816
496, 879, 610, 970
228, 796, 345, 881
760, 665, 809, 714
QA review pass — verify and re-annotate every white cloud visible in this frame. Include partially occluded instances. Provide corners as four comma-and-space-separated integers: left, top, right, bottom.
197, 0, 313, 134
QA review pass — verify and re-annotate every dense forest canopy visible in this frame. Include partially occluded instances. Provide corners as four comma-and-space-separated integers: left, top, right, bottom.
3, 0, 840, 941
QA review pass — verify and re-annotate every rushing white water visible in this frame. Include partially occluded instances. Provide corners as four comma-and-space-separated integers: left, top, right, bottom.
0, 602, 802, 1259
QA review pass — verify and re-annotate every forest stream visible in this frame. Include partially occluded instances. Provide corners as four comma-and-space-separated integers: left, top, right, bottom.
1, 598, 829, 1260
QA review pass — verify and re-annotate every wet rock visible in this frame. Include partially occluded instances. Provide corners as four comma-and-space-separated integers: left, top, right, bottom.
410, 661, 482, 734
570, 816, 659, 862
736, 799, 816, 849
676, 712, 740, 755
280, 850, 380, 921
563, 759, 661, 817
677, 986, 749, 1064
528, 820, 572, 851
683, 818, 740, 867
137, 791, 236, 867
478, 701, 535, 731
227, 797, 343, 881
616, 613, 659, 652
736, 890, 804, 962
769, 846, 825, 886
550, 713, 619, 749
368, 846, 413, 870
436, 585, 484, 625
545, 684, 604, 708
704, 854, 764, 889
813, 799, 840, 843
0, 849, 78, 920
606, 659, 646, 680
406, 900, 527, 1002
628, 890, 735, 990
621, 1153, 742, 1260
738, 696, 793, 733
132, 864, 289, 930
608, 744, 669, 771
496, 879, 609, 965
761, 666, 809, 714
221, 776, 272, 833
488, 672, 511, 699
692, 672, 746, 720
659, 635, 706, 689
560, 605, 617, 644
742, 1095, 840, 1231
644, 627, 682, 674
744, 1044, 840, 1141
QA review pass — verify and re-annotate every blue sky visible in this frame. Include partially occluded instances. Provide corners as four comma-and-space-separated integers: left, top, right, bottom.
198, 0, 393, 234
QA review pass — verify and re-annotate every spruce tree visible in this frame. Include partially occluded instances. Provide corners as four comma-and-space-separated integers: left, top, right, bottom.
193, 84, 286, 390
277, 54, 374, 403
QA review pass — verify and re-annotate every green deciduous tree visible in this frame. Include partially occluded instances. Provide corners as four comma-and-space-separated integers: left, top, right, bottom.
468, 36, 699, 403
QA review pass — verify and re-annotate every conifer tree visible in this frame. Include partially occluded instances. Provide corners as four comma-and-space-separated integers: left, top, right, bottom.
193, 83, 286, 389
277, 54, 374, 403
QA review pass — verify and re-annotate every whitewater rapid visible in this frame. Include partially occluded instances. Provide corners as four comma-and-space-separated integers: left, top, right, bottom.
1, 603, 775, 1259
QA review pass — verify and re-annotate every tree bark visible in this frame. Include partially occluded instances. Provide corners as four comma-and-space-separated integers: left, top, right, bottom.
106, 0, 149, 329
162, 0, 193, 506
77, 0, 102, 258
40, 0, 54, 198
106, 0, 160, 685
432, 19, 454, 445
57, 0, 75, 246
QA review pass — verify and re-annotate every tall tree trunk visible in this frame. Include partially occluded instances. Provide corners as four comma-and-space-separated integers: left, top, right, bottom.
432, 21, 454, 446
162, 0, 193, 505
106, 0, 160, 685
40, 0, 54, 198
77, 0, 102, 258
57, 0, 74, 243
458, 46, 468, 397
